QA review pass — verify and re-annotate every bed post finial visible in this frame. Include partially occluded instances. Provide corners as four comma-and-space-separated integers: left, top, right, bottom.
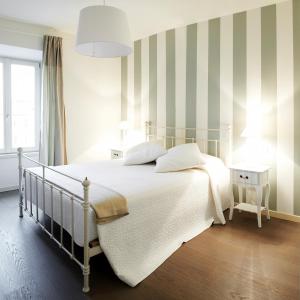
82, 177, 90, 293
17, 147, 24, 218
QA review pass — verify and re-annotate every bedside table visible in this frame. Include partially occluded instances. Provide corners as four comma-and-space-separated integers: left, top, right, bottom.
111, 149, 124, 160
229, 164, 271, 228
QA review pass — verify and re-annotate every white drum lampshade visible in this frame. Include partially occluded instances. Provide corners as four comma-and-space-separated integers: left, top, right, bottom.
76, 5, 132, 57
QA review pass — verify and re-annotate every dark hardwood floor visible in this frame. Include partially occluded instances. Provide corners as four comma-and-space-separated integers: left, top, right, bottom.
0, 190, 299, 300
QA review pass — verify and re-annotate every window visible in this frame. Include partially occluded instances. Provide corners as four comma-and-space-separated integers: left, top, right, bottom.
0, 58, 40, 154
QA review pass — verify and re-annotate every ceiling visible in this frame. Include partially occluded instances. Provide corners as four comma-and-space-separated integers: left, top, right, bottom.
0, 0, 286, 40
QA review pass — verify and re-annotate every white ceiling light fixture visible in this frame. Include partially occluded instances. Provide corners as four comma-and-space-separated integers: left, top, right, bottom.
75, 1, 132, 58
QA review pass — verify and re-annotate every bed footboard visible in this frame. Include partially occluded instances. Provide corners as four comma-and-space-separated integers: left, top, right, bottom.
17, 147, 97, 293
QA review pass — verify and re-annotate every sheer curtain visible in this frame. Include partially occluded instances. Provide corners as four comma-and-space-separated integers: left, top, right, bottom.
40, 35, 67, 166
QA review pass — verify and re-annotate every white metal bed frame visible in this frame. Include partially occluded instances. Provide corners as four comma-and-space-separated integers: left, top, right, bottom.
145, 121, 232, 165
18, 122, 231, 293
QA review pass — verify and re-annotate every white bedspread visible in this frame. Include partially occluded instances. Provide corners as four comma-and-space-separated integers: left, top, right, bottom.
96, 160, 231, 286
27, 158, 231, 287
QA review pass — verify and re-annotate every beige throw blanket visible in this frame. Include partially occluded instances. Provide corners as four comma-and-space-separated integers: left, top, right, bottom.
90, 183, 129, 224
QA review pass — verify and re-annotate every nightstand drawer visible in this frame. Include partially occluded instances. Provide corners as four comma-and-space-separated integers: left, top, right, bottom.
231, 169, 269, 185
111, 149, 123, 160
231, 170, 258, 185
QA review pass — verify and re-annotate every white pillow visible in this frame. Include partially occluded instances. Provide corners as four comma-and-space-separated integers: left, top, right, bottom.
123, 142, 167, 165
155, 143, 205, 173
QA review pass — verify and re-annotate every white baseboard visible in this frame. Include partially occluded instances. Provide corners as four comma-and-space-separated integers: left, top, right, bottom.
0, 185, 18, 193
264, 210, 300, 223
233, 201, 300, 223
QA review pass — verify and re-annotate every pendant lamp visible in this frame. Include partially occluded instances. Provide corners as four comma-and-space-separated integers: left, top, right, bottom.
75, 4, 132, 57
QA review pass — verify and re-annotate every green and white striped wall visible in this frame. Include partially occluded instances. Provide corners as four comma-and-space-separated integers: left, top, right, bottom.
121, 0, 300, 216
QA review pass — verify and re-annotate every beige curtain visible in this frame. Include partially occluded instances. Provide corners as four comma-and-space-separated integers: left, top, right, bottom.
40, 35, 67, 166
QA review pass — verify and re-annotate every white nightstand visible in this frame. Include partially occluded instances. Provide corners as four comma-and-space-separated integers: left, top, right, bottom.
229, 164, 271, 228
111, 148, 124, 160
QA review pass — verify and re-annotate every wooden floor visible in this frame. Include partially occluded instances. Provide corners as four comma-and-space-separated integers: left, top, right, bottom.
0, 191, 300, 300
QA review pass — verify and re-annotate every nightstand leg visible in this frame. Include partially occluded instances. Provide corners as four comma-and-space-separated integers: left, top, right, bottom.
255, 186, 263, 228
265, 183, 271, 220
238, 185, 243, 213
229, 185, 234, 221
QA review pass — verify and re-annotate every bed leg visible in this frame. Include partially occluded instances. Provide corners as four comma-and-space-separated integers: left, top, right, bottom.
18, 147, 23, 218
82, 177, 90, 293
82, 265, 90, 293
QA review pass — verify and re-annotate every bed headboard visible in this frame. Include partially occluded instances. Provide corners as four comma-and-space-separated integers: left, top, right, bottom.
145, 122, 232, 166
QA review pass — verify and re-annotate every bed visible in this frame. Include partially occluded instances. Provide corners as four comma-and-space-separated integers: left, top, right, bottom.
17, 122, 232, 292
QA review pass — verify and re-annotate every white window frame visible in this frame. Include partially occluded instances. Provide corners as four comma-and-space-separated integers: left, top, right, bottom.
0, 57, 41, 154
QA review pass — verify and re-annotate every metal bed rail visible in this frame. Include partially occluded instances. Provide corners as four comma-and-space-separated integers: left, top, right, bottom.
17, 147, 93, 293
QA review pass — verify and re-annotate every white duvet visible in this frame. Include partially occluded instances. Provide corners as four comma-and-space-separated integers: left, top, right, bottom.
26, 157, 231, 287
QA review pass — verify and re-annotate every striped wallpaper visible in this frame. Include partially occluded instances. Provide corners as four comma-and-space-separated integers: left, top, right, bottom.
121, 0, 300, 216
